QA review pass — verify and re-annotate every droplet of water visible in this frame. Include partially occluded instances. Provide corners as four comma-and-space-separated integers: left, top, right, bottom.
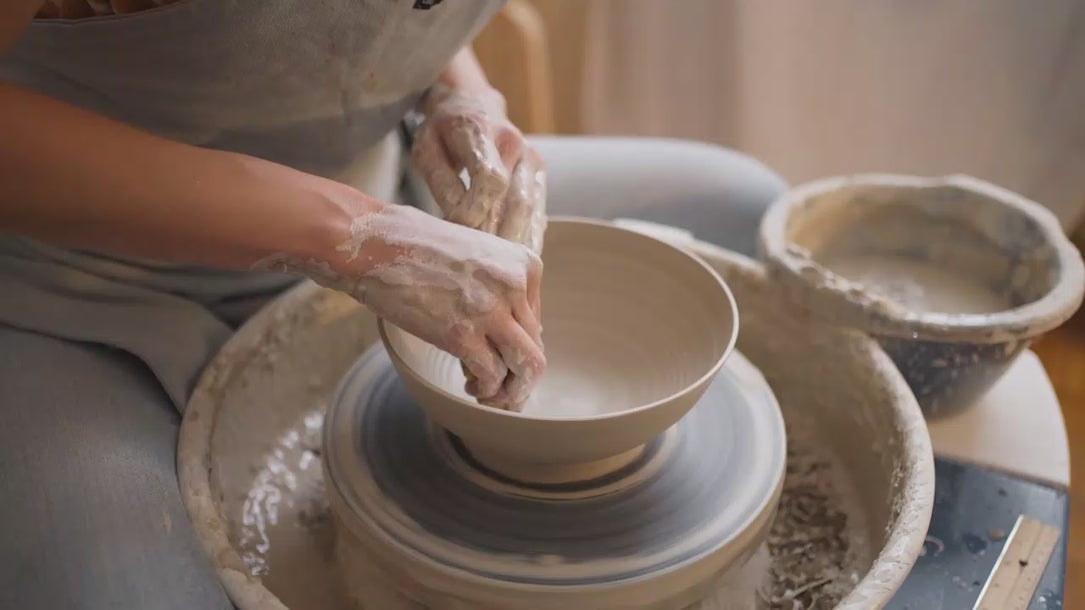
1038, 591, 1063, 609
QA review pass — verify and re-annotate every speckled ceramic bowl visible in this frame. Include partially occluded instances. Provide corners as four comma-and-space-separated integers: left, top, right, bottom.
760, 174, 1085, 417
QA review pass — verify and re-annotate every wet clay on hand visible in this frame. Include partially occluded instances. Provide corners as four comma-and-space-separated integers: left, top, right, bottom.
411, 83, 549, 408
411, 83, 547, 254
255, 204, 545, 406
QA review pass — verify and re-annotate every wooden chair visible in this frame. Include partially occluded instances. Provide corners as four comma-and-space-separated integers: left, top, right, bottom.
472, 0, 556, 134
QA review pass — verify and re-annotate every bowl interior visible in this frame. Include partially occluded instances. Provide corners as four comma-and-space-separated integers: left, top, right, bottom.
382, 218, 737, 420
785, 180, 1061, 315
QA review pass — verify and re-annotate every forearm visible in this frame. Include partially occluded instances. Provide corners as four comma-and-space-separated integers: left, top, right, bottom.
0, 82, 379, 270
432, 46, 505, 114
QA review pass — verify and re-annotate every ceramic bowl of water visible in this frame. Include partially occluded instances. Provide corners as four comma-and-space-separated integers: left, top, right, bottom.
759, 174, 1084, 417
378, 217, 738, 481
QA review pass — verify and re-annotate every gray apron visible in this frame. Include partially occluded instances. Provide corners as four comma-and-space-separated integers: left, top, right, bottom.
0, 0, 503, 409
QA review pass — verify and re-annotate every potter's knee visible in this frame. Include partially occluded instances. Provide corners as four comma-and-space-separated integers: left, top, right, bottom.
0, 327, 232, 610
635, 139, 787, 255
668, 139, 787, 214
532, 135, 787, 254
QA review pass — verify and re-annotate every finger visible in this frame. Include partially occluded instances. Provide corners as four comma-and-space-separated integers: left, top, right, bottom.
479, 387, 519, 413
476, 194, 504, 236
459, 361, 479, 396
441, 120, 509, 231
525, 254, 543, 322
525, 154, 548, 254
489, 130, 528, 238
496, 159, 534, 245
457, 338, 507, 400
487, 317, 546, 406
494, 127, 527, 170
512, 298, 543, 350
524, 209, 547, 258
497, 149, 547, 253
411, 125, 466, 218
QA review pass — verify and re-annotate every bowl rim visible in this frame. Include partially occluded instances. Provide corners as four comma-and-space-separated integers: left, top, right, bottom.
377, 216, 740, 423
759, 173, 1085, 342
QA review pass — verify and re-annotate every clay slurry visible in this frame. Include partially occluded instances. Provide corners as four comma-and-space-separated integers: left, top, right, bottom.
820, 253, 1011, 315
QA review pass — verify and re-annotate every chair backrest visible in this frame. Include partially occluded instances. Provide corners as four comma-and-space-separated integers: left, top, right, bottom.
472, 0, 556, 134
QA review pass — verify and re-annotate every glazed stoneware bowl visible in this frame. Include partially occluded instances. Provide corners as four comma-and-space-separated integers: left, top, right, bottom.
760, 174, 1085, 417
378, 217, 739, 479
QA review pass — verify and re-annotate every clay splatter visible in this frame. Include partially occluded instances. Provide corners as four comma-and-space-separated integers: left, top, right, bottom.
758, 428, 869, 610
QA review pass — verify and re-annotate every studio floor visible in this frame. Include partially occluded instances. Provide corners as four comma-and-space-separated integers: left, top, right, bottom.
1033, 307, 1085, 605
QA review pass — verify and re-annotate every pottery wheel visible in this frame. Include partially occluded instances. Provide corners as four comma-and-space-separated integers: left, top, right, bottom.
323, 344, 786, 596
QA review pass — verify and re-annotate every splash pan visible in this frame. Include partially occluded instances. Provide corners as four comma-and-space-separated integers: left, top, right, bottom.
178, 241, 933, 610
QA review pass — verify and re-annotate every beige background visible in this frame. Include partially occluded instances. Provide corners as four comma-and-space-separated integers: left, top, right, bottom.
516, 0, 1085, 231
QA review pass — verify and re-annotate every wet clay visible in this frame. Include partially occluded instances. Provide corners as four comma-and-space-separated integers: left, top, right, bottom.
760, 174, 1083, 343
237, 411, 346, 610
819, 253, 1009, 314
420, 343, 676, 419
759, 174, 1085, 416
379, 218, 738, 470
758, 421, 872, 609
254, 202, 545, 408
413, 82, 548, 254
178, 239, 933, 610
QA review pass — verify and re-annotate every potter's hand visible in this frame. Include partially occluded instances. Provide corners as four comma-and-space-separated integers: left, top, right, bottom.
263, 204, 545, 407
411, 83, 547, 253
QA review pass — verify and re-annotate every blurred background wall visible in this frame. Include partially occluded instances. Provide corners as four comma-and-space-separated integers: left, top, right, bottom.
490, 0, 1085, 233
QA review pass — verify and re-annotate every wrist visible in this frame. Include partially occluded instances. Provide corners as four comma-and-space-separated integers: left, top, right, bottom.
288, 176, 386, 274
474, 86, 508, 117
423, 81, 507, 118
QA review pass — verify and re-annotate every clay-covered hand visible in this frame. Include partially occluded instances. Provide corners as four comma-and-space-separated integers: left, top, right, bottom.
411, 83, 547, 253
260, 205, 545, 408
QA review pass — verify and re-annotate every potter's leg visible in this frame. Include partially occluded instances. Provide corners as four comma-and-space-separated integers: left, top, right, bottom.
0, 325, 233, 610
531, 136, 787, 256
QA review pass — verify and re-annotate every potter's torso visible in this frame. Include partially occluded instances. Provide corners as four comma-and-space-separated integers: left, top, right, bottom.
0, 0, 504, 409
0, 0, 503, 296
4, 0, 503, 177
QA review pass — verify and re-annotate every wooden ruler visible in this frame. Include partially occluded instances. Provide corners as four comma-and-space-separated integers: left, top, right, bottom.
972, 515, 1060, 610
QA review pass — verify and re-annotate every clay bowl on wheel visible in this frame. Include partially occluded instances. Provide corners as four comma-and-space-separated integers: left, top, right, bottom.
759, 174, 1085, 417
378, 217, 739, 481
